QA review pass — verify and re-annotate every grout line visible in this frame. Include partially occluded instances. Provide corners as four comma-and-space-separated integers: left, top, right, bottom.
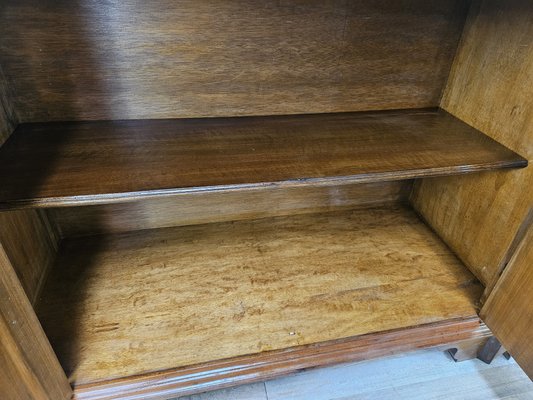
263, 381, 269, 400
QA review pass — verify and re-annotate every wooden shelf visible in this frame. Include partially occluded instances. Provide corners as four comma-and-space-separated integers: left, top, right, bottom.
0, 108, 526, 209
37, 205, 483, 393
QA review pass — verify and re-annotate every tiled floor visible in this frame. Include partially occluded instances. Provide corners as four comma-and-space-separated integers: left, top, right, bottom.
175, 349, 533, 400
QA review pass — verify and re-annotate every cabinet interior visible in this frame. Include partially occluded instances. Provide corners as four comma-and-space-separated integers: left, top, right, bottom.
0, 0, 529, 398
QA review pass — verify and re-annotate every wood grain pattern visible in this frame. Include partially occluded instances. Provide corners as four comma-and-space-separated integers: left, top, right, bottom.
0, 109, 525, 209
0, 243, 72, 400
1, 51, 59, 309
481, 215, 533, 378
73, 317, 487, 400
0, 65, 18, 146
0, 0, 469, 122
410, 0, 533, 287
0, 210, 59, 303
37, 206, 483, 387
0, 37, 71, 400
48, 181, 411, 237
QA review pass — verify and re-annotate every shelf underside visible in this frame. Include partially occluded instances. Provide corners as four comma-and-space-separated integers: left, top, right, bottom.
0, 108, 526, 209
37, 205, 483, 387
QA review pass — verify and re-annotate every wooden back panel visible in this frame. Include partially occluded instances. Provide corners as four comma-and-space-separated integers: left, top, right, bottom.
48, 181, 412, 238
0, 0, 469, 122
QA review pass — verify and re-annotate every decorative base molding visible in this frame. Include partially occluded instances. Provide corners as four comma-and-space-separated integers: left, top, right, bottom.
74, 316, 488, 400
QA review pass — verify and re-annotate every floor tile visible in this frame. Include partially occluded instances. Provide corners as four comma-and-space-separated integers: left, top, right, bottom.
175, 382, 267, 400
170, 349, 533, 400
264, 350, 532, 400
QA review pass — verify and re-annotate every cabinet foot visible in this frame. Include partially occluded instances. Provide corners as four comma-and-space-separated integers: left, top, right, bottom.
446, 337, 488, 362
477, 336, 503, 364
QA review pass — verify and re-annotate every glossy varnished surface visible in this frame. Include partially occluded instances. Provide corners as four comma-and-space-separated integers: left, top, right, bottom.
74, 318, 487, 400
37, 206, 482, 386
0, 109, 526, 209
0, 0, 468, 121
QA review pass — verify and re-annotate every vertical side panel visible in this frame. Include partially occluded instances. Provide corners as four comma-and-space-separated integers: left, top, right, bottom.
410, 0, 533, 288
1, 62, 60, 304
0, 244, 72, 399
1, 46, 68, 398
481, 217, 533, 377
0, 210, 60, 303
0, 64, 17, 147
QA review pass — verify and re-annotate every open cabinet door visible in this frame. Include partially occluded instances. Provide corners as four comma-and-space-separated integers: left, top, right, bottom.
480, 216, 533, 377
0, 243, 72, 400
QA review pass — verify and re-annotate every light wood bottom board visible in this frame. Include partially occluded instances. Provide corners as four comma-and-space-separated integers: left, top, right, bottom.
73, 317, 487, 400
36, 205, 482, 389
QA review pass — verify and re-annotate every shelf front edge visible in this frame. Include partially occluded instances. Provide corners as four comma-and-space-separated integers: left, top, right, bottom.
1, 159, 526, 210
